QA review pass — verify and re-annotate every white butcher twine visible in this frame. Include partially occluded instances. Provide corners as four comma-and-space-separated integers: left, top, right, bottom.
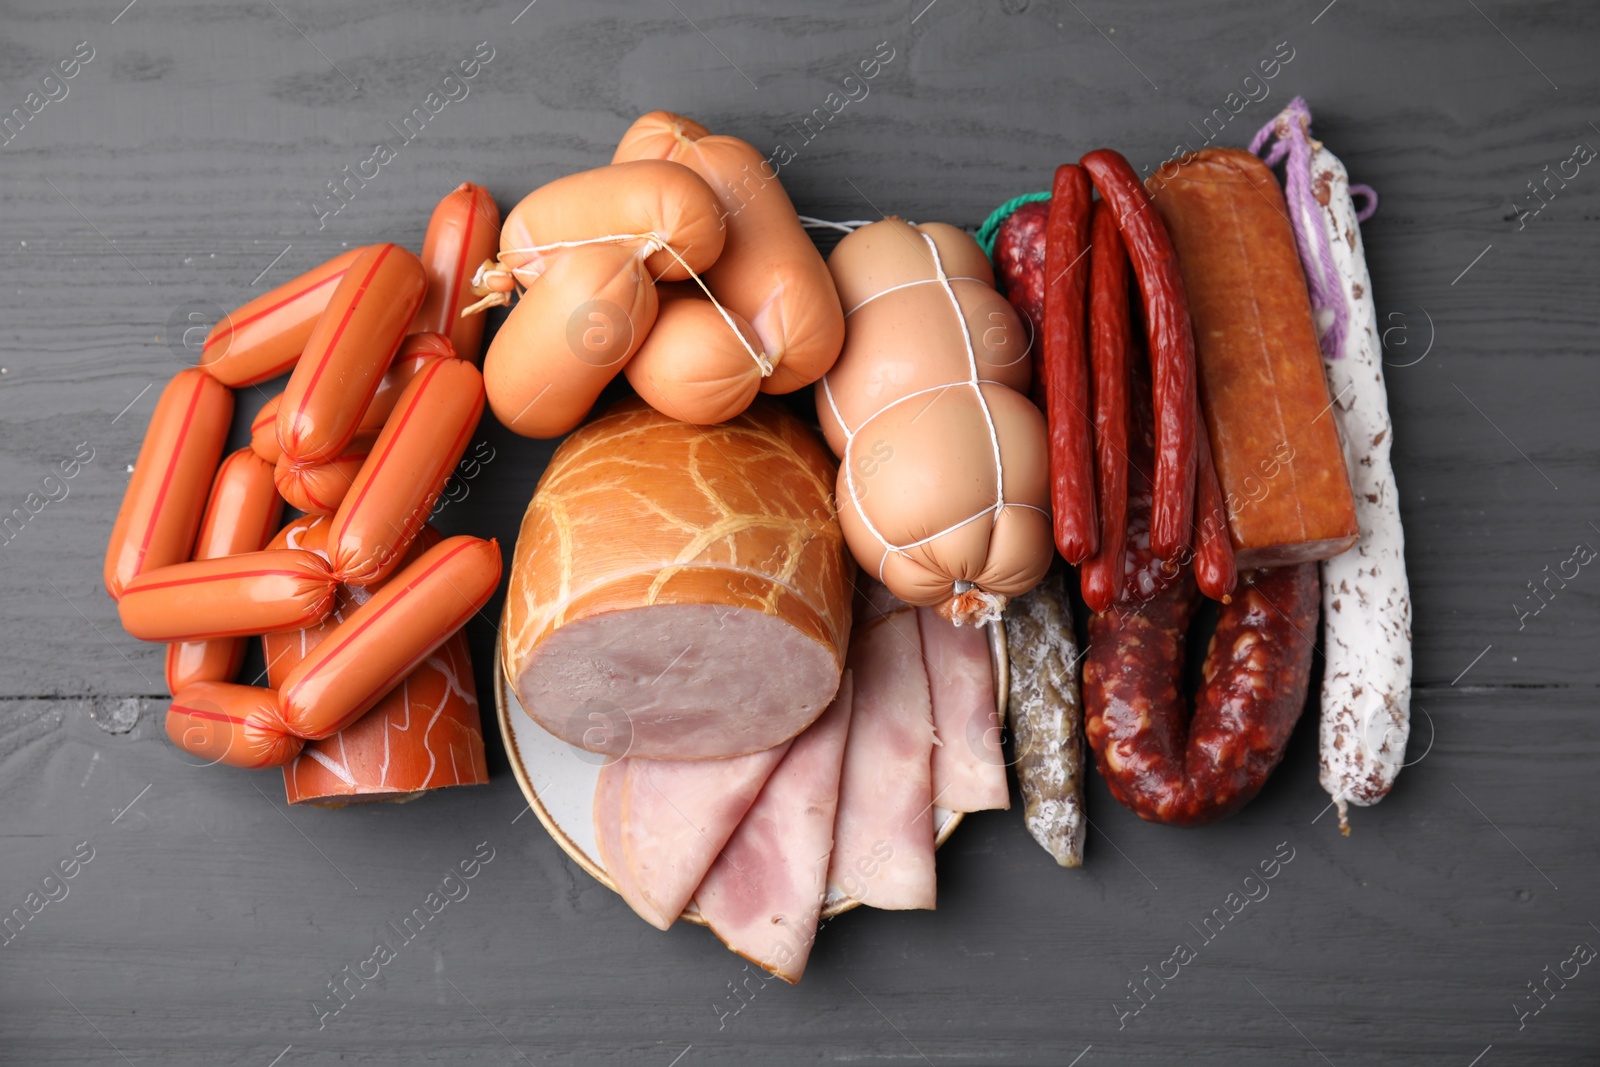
820, 230, 1047, 627
1293, 146, 1414, 833
486, 231, 774, 375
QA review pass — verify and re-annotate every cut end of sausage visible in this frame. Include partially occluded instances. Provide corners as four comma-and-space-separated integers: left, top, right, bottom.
514, 603, 840, 761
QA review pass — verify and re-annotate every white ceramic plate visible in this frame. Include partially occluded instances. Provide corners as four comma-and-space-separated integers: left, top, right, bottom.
494, 620, 1008, 923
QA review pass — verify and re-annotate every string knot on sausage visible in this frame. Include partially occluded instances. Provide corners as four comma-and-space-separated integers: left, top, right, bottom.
494, 231, 773, 376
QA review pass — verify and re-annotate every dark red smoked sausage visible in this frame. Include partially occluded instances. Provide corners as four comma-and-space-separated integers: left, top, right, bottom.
1079, 148, 1197, 563
1077, 200, 1131, 615
1191, 405, 1238, 602
1042, 164, 1097, 563
1083, 560, 1316, 825
992, 200, 1050, 408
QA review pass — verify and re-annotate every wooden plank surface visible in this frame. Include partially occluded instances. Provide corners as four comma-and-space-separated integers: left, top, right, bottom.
1, 0, 1596, 1063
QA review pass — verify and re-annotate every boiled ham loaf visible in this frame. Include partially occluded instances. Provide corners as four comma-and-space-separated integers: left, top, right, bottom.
502, 397, 852, 759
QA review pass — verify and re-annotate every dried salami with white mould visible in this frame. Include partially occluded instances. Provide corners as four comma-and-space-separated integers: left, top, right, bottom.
1255, 102, 1413, 832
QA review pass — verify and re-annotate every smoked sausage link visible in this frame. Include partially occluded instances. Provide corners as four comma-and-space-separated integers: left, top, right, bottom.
411, 183, 502, 364
165, 682, 302, 769
118, 549, 338, 642
278, 535, 501, 740
613, 110, 846, 394
992, 200, 1051, 408
276, 242, 427, 466
200, 247, 369, 387
1041, 164, 1097, 563
1080, 148, 1197, 563
1077, 200, 1131, 615
164, 448, 284, 693
104, 369, 234, 601
1083, 562, 1317, 825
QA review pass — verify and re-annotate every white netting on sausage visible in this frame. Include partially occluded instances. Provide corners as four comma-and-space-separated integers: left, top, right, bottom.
481, 231, 774, 376
822, 229, 1046, 623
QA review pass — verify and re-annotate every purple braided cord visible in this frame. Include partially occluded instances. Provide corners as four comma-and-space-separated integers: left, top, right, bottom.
1248, 96, 1363, 361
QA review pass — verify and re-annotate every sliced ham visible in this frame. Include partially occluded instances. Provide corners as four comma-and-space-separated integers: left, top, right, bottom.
592, 759, 651, 920
696, 673, 855, 983
595, 742, 791, 930
827, 604, 937, 910
917, 607, 1009, 813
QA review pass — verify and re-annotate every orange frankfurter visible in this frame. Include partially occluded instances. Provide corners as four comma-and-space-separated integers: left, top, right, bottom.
278, 535, 501, 739
274, 431, 377, 515
359, 332, 458, 435
276, 243, 426, 466
249, 395, 282, 464
412, 184, 501, 364
165, 682, 302, 769
104, 369, 234, 601
200, 247, 369, 387
118, 549, 337, 642
264, 524, 489, 805
326, 358, 485, 585
164, 449, 284, 693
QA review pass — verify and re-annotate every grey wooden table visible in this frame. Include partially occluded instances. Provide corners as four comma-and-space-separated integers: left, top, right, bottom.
2, 1, 1596, 1063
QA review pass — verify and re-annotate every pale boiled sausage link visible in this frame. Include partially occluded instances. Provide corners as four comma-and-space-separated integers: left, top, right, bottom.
613, 111, 845, 394
817, 219, 1052, 625
621, 285, 764, 426
480, 160, 726, 438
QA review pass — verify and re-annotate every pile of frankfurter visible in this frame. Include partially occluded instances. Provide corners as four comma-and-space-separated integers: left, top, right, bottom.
104, 185, 504, 804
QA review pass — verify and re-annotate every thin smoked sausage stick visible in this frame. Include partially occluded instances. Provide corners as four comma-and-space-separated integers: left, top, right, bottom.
1077, 199, 1131, 615
1079, 148, 1197, 563
1041, 164, 1097, 563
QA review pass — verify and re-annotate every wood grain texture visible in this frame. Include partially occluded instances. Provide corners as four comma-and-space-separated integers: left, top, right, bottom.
0, 0, 1595, 1063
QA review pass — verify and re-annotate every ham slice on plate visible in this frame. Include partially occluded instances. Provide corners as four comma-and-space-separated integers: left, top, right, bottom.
828, 603, 938, 910
696, 672, 855, 983
918, 607, 1009, 813
593, 742, 791, 930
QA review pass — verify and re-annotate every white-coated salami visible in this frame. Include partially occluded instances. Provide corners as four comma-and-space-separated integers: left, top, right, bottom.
1268, 117, 1413, 832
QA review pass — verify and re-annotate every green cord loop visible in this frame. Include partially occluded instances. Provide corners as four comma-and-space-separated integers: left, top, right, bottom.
974, 191, 1050, 260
